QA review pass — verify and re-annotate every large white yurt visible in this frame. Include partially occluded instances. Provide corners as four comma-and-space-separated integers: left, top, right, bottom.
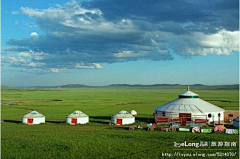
154, 86, 225, 125
233, 116, 239, 128
22, 111, 45, 125
111, 110, 135, 125
66, 110, 89, 125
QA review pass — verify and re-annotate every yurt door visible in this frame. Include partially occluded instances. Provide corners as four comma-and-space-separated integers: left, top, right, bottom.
182, 119, 186, 126
72, 118, 77, 124
117, 119, 122, 125
28, 118, 33, 124
179, 113, 191, 126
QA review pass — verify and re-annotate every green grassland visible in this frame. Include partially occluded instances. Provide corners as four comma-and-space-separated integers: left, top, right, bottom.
1, 87, 239, 159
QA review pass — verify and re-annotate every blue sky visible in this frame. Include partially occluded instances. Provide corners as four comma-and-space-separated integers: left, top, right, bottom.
1, 0, 239, 86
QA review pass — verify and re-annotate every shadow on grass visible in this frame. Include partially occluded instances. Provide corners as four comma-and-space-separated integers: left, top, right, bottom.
135, 117, 154, 123
106, 126, 129, 130
90, 116, 111, 124
45, 120, 65, 124
3, 120, 22, 124
224, 124, 236, 129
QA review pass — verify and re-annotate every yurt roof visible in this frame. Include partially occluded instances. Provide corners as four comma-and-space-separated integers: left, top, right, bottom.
67, 110, 88, 118
233, 116, 240, 122
179, 91, 199, 98
112, 110, 134, 118
154, 87, 224, 115
23, 111, 45, 118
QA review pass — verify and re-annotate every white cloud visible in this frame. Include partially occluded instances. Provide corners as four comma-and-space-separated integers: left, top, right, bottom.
21, 7, 45, 18
196, 29, 239, 51
114, 51, 148, 58
3, 55, 38, 68
3, 52, 45, 68
30, 32, 39, 38
68, 1, 102, 15
22, 68, 66, 74
28, 50, 48, 60
21, 1, 136, 34
75, 63, 103, 69
93, 63, 103, 69
5, 55, 28, 64
4, 0, 239, 74
18, 52, 31, 57
151, 29, 239, 56
174, 29, 239, 56
49, 68, 67, 73
27, 62, 45, 67
187, 48, 236, 56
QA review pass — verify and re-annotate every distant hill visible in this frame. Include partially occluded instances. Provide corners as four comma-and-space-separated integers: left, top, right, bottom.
60, 84, 89, 88
1, 85, 15, 90
106, 84, 239, 90
3, 84, 239, 90
19, 84, 90, 89
204, 84, 239, 90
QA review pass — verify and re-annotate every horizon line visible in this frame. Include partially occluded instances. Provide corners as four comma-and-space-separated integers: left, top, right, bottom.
2, 83, 239, 88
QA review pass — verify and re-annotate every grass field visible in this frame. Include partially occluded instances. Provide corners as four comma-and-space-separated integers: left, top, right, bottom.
1, 87, 239, 159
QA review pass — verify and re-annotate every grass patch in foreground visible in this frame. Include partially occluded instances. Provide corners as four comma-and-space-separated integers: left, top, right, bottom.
1, 87, 239, 158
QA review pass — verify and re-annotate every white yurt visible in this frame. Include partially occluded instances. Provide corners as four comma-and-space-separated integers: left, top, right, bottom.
233, 116, 239, 128
154, 86, 225, 125
66, 110, 89, 125
131, 110, 137, 116
111, 110, 135, 125
22, 111, 45, 125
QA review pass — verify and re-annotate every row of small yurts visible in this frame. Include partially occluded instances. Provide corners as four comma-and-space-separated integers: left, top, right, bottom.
22, 86, 239, 127
22, 110, 137, 125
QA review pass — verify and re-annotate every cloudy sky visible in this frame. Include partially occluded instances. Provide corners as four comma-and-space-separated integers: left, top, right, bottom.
1, 0, 239, 86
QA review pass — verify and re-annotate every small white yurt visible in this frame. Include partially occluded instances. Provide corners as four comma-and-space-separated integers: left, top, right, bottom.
154, 86, 225, 125
131, 110, 137, 116
22, 111, 45, 125
233, 116, 239, 128
66, 110, 89, 125
111, 110, 135, 125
